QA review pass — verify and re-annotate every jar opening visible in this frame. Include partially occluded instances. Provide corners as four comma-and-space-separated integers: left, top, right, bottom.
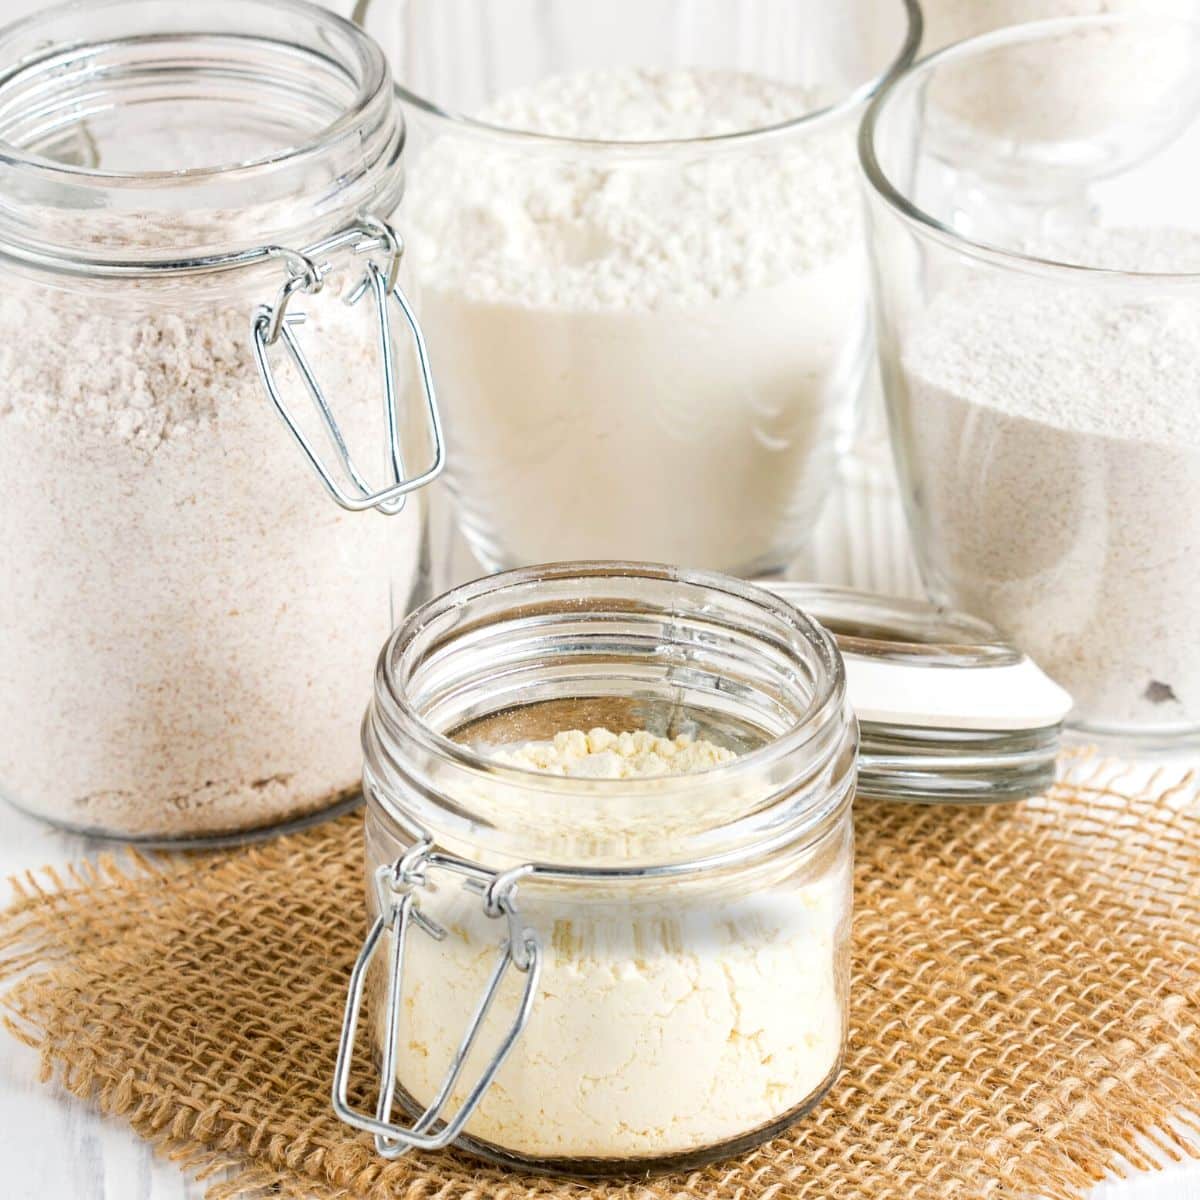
0, 0, 403, 269
382, 0, 921, 153
364, 563, 857, 872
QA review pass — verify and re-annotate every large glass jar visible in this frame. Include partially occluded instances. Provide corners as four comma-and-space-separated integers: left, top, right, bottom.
861, 13, 1200, 743
0, 0, 443, 842
336, 563, 857, 1174
358, 0, 920, 579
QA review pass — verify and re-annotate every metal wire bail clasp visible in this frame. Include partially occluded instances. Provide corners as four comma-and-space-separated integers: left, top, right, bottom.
332, 839, 543, 1158
251, 216, 445, 515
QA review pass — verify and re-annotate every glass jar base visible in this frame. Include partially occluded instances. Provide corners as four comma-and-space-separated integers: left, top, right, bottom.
1063, 721, 1200, 758
1, 788, 362, 850
389, 1057, 843, 1179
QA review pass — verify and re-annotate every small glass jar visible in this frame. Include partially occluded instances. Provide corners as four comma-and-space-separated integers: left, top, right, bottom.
359, 0, 920, 578
336, 563, 857, 1174
0, 0, 443, 842
860, 12, 1200, 744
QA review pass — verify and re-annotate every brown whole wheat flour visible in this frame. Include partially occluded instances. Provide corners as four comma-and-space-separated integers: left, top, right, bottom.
1, 756, 1198, 1199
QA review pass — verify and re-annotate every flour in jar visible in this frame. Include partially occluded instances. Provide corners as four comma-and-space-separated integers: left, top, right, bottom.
402, 67, 865, 575
0, 278, 424, 839
384, 726, 848, 1161
897, 227, 1200, 730
490, 726, 736, 778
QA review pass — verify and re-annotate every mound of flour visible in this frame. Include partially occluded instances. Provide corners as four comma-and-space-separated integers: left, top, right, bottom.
403, 67, 865, 575
898, 227, 1200, 731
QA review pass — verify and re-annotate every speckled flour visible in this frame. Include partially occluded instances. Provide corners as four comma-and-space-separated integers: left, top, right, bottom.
0, 280, 423, 839
897, 227, 1200, 730
403, 67, 864, 575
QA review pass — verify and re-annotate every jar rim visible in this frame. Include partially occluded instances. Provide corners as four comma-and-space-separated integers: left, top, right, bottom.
377, 561, 848, 791
0, 0, 404, 273
0, 0, 388, 185
859, 12, 1200, 285
365, 562, 857, 874
392, 0, 922, 156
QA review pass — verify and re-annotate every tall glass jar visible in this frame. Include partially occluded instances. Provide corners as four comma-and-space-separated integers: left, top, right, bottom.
337, 563, 857, 1174
0, 0, 443, 842
861, 13, 1200, 743
358, 0, 920, 579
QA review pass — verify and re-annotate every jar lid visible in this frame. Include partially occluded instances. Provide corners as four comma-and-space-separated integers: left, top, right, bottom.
762, 584, 1073, 804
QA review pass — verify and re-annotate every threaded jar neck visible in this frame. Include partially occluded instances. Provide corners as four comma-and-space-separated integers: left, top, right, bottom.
364, 562, 858, 875
0, 0, 403, 273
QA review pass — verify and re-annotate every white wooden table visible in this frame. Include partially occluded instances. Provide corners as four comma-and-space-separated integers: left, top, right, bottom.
0, 797, 1196, 1200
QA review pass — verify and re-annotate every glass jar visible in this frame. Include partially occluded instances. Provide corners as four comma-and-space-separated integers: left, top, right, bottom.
357, 0, 920, 579
861, 13, 1200, 744
0, 0, 443, 842
336, 563, 857, 1174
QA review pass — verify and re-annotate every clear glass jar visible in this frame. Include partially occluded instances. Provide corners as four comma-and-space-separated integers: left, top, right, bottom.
337, 563, 857, 1174
358, 0, 919, 578
861, 13, 1200, 745
0, 0, 443, 842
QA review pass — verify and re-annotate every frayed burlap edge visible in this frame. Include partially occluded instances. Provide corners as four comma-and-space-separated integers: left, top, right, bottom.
2, 752, 1199, 1200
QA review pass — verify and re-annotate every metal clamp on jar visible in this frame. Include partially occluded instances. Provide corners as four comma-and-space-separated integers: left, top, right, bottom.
336, 563, 858, 1175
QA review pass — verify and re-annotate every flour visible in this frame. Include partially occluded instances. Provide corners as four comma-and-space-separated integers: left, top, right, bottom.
402, 67, 864, 575
385, 725, 848, 1162
0, 280, 423, 839
490, 727, 736, 778
898, 227, 1200, 731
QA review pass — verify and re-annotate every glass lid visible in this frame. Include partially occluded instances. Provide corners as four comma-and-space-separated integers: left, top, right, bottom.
763, 584, 1073, 805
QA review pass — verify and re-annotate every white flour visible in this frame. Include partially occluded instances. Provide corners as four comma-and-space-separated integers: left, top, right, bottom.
898, 227, 1200, 730
385, 727, 848, 1161
403, 67, 864, 575
0, 281, 423, 839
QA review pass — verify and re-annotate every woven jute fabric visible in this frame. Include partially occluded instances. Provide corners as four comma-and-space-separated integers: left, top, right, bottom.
2, 757, 1198, 1200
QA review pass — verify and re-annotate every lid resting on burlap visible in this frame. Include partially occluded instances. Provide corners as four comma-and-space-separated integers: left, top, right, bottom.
764, 583, 1072, 804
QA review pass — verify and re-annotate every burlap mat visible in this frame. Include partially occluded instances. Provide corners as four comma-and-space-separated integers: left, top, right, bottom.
2, 756, 1198, 1199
